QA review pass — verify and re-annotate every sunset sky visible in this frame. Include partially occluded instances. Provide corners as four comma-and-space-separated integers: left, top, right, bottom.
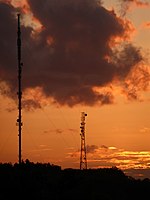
0, 0, 150, 179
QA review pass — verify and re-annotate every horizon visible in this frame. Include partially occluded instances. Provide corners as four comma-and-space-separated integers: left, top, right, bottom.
0, 0, 150, 180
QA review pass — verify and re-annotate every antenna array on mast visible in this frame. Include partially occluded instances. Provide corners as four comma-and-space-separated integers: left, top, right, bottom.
16, 13, 23, 164
80, 112, 87, 170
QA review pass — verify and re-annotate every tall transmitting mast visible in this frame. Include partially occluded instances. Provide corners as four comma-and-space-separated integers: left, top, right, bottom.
80, 112, 87, 170
17, 13, 23, 164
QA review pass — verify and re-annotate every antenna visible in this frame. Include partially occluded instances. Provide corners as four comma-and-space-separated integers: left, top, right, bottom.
80, 112, 87, 170
16, 13, 23, 164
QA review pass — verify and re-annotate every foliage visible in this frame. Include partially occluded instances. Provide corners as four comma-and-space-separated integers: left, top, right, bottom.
0, 160, 149, 200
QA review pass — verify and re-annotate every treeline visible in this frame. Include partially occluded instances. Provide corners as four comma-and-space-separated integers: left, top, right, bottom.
0, 160, 150, 200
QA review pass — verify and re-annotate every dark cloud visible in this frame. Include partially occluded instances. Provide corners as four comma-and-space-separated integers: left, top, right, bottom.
101, 145, 109, 149
68, 144, 150, 178
43, 128, 78, 135
86, 144, 98, 153
120, 0, 149, 4
0, 0, 146, 109
121, 64, 150, 101
0, 4, 17, 91
119, 0, 149, 16
111, 43, 142, 77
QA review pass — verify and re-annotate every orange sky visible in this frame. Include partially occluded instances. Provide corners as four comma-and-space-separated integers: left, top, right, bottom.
0, 0, 150, 179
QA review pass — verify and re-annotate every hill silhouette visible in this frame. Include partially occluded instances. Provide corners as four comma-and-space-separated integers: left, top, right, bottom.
0, 160, 150, 200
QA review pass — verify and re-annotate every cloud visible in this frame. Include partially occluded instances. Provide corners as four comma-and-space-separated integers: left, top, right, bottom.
124, 168, 150, 179
119, 0, 150, 16
121, 0, 149, 7
121, 65, 150, 101
142, 22, 150, 29
68, 144, 150, 171
43, 129, 64, 135
43, 128, 78, 135
140, 127, 150, 134
86, 144, 99, 153
0, 0, 148, 109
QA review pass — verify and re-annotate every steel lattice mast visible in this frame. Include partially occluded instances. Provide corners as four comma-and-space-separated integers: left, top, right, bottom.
17, 13, 23, 164
80, 112, 87, 170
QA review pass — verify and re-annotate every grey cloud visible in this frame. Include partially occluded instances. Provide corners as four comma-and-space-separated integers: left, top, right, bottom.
0, 0, 145, 109
119, 0, 149, 16
86, 144, 99, 153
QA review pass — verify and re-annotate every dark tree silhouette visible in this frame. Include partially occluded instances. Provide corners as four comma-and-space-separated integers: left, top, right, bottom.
0, 160, 150, 200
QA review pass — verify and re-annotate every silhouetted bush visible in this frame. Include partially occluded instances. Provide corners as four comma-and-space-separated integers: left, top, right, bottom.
0, 161, 150, 200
